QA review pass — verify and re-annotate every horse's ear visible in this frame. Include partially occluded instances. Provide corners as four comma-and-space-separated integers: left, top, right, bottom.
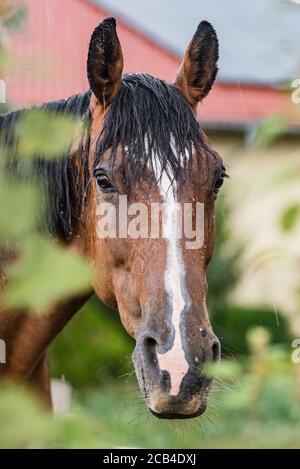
87, 17, 123, 105
174, 21, 219, 109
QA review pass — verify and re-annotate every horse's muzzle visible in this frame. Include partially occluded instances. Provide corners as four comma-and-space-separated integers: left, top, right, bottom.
132, 332, 220, 419
147, 371, 212, 419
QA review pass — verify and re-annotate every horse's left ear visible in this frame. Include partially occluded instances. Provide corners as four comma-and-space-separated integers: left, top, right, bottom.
174, 21, 219, 109
87, 17, 123, 105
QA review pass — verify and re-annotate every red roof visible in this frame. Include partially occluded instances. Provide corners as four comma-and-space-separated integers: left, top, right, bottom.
4, 0, 298, 127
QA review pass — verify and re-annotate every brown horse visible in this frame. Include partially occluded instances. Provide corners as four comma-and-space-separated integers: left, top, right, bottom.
0, 18, 226, 419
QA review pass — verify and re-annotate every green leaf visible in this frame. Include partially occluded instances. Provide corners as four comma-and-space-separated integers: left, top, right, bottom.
2, 5, 26, 31
0, 174, 39, 239
0, 46, 11, 72
4, 236, 92, 312
251, 116, 288, 146
247, 327, 271, 353
0, 385, 49, 449
16, 109, 84, 160
0, 384, 104, 448
204, 360, 241, 381
265, 167, 300, 191
280, 203, 300, 232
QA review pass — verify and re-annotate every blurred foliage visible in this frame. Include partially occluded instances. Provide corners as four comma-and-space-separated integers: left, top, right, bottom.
265, 165, 300, 191
0, 3, 91, 313
280, 203, 300, 232
251, 83, 300, 326
205, 358, 241, 381
0, 2, 26, 31
81, 329, 300, 449
2, 328, 300, 448
50, 296, 134, 387
207, 194, 242, 315
250, 116, 289, 146
0, 2, 26, 113
0, 11, 90, 310
213, 304, 291, 356
4, 236, 92, 312
16, 109, 84, 160
250, 85, 300, 232
205, 194, 290, 356
0, 152, 91, 313
0, 3, 13, 69
0, 385, 106, 449
0, 173, 39, 238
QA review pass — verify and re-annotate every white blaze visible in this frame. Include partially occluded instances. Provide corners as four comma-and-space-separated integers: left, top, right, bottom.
154, 162, 189, 396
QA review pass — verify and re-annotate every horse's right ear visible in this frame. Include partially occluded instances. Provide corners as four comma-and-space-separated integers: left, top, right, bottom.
87, 17, 123, 105
174, 21, 219, 109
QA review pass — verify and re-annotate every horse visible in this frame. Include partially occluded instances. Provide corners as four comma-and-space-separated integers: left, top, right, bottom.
0, 17, 226, 419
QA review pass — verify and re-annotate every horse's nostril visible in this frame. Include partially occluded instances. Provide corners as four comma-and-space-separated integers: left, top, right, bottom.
211, 339, 221, 362
142, 336, 158, 366
143, 336, 157, 348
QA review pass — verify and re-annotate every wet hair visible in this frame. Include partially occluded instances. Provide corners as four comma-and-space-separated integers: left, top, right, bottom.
93, 73, 204, 186
1, 74, 219, 241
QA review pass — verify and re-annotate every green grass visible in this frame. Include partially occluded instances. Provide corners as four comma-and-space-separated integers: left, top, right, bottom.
77, 381, 300, 449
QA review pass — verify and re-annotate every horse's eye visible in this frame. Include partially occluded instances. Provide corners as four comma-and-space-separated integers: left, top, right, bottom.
96, 173, 114, 192
214, 176, 224, 194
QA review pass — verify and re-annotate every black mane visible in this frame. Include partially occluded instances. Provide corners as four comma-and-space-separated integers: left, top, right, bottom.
1, 73, 213, 242
93, 73, 205, 185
